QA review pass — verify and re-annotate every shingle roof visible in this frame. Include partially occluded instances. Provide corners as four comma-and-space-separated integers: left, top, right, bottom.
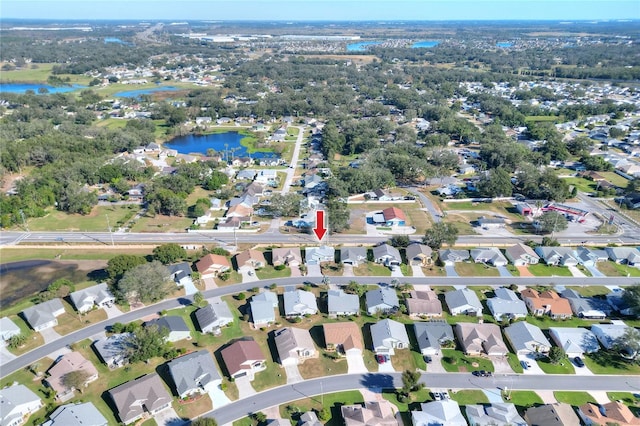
144, 316, 190, 333
328, 289, 360, 314
167, 350, 221, 397
220, 338, 265, 376
323, 322, 363, 352
22, 298, 65, 329
504, 321, 551, 353
108, 374, 172, 424
45, 402, 108, 426
413, 322, 454, 352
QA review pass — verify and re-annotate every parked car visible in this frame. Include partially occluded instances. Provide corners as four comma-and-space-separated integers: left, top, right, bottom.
520, 360, 531, 370
424, 355, 432, 363
441, 391, 450, 400
574, 356, 585, 367
431, 392, 442, 401
473, 370, 492, 377
376, 355, 387, 364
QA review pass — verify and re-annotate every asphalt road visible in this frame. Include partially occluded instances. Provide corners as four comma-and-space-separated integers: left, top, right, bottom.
206, 372, 639, 423
2, 274, 638, 379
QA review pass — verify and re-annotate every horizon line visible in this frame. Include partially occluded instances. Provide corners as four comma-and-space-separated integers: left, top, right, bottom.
2, 18, 640, 22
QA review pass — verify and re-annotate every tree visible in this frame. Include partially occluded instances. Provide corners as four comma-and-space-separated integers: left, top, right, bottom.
317, 407, 330, 421
124, 324, 171, 363
191, 419, 218, 426
613, 327, 640, 361
203, 171, 229, 191
267, 193, 303, 217
389, 235, 410, 248
7, 334, 27, 349
153, 243, 187, 264
537, 211, 568, 234
423, 222, 458, 249
548, 346, 566, 364
107, 254, 147, 281
252, 412, 267, 423
326, 197, 350, 233
401, 369, 422, 394
193, 292, 207, 307
61, 370, 91, 394
477, 168, 513, 198
114, 261, 172, 304
622, 285, 640, 317
345, 280, 368, 297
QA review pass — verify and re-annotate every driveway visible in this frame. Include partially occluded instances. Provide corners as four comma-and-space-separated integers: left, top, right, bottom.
240, 269, 259, 283
411, 264, 425, 277
182, 279, 199, 296
426, 353, 446, 373
154, 407, 185, 426
39, 327, 62, 344
584, 264, 605, 277
444, 265, 458, 277
208, 386, 232, 409
306, 264, 322, 277
290, 265, 301, 277
482, 388, 505, 403
103, 304, 123, 319
346, 352, 368, 374
516, 266, 534, 277
497, 266, 512, 277
391, 267, 404, 277
284, 363, 303, 384
517, 354, 546, 375
0, 346, 16, 365
489, 355, 514, 374
573, 359, 595, 376
568, 266, 587, 277
234, 375, 256, 399
343, 264, 354, 277
378, 360, 396, 373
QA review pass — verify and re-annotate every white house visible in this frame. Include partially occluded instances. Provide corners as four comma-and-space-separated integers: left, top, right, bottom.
370, 318, 409, 356
549, 327, 600, 357
0, 317, 21, 345
21, 299, 66, 331
68, 283, 115, 314
283, 287, 318, 317
0, 384, 43, 426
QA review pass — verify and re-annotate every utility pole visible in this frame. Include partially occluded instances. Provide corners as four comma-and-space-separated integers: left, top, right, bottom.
106, 214, 115, 246
19, 209, 29, 232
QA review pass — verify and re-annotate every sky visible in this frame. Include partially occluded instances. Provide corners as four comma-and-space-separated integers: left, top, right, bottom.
3, 0, 639, 21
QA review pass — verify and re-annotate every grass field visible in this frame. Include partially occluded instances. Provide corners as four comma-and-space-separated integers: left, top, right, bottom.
353, 262, 392, 276
130, 213, 193, 233
0, 63, 91, 85
584, 350, 640, 375
564, 285, 610, 297
451, 389, 490, 405
278, 391, 364, 426
527, 263, 574, 277
536, 357, 575, 374
26, 204, 140, 232
554, 391, 596, 406
441, 349, 494, 373
0, 247, 154, 263
454, 262, 500, 277
505, 390, 543, 408
596, 261, 640, 277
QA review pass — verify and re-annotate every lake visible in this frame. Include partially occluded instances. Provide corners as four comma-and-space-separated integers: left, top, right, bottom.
0, 83, 86, 94
165, 131, 279, 158
497, 42, 513, 47
346, 41, 382, 52
113, 86, 180, 98
412, 40, 440, 48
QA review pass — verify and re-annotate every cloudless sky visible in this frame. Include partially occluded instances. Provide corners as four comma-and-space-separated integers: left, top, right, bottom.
3, 0, 639, 21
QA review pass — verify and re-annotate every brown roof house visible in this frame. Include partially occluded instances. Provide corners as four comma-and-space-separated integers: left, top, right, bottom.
45, 352, 99, 401
271, 247, 302, 267
195, 254, 231, 279
234, 249, 267, 273
221, 338, 266, 380
579, 401, 640, 426
405, 290, 443, 318
521, 289, 573, 319
341, 400, 399, 426
454, 323, 508, 356
108, 374, 172, 425
405, 243, 433, 266
525, 403, 581, 426
274, 327, 317, 366
323, 322, 363, 356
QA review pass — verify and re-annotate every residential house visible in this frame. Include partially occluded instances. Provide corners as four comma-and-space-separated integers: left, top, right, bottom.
283, 287, 318, 317
236, 169, 257, 180
166, 263, 194, 288
405, 290, 443, 318
271, 247, 302, 267
372, 244, 402, 268
218, 216, 250, 230
470, 247, 509, 267
504, 243, 540, 266
341, 401, 398, 426
195, 302, 234, 334
438, 249, 470, 265
268, 420, 292, 426
381, 207, 406, 227
405, 244, 433, 266
413, 322, 454, 356
305, 245, 335, 265
575, 246, 609, 266
255, 169, 278, 185
607, 288, 635, 315
366, 287, 400, 315
108, 374, 172, 425
252, 290, 279, 308
477, 217, 506, 229
534, 247, 579, 266
465, 403, 527, 426
370, 319, 410, 356
340, 246, 368, 266
0, 317, 21, 345
43, 402, 108, 426
167, 350, 222, 398
411, 400, 467, 426
68, 283, 115, 314
250, 291, 278, 326
220, 338, 266, 379
606, 247, 640, 266
229, 194, 258, 209
504, 321, 552, 356
323, 322, 363, 356
144, 316, 191, 342
298, 411, 322, 426
45, 352, 99, 400
226, 204, 253, 218
327, 289, 360, 316
455, 322, 509, 356
0, 384, 43, 426
561, 289, 609, 319
579, 401, 640, 426
93, 333, 132, 368
274, 327, 316, 366
444, 288, 483, 317
524, 403, 581, 426
486, 287, 528, 321
234, 249, 267, 272
521, 289, 573, 319
21, 299, 65, 331
591, 323, 631, 350
549, 327, 600, 357
195, 254, 231, 279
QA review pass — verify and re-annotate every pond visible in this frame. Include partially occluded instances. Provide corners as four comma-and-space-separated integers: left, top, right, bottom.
496, 42, 513, 48
113, 85, 180, 98
346, 41, 382, 52
412, 40, 440, 48
164, 131, 279, 158
0, 83, 86, 94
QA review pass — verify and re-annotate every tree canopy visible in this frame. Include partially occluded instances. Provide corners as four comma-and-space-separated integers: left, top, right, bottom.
423, 222, 458, 250
113, 261, 172, 303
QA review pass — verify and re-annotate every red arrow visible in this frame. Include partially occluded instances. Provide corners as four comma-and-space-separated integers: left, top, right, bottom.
313, 210, 327, 241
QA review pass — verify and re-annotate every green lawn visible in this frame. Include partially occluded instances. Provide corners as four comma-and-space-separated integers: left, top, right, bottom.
554, 391, 596, 406
525, 316, 599, 330
278, 391, 364, 426
26, 204, 140, 232
564, 286, 610, 297
450, 389, 489, 406
454, 262, 500, 277
353, 262, 392, 276
255, 265, 292, 280
507, 353, 524, 373
584, 350, 640, 375
607, 392, 640, 406
527, 264, 574, 277
536, 357, 575, 374
441, 349, 494, 373
596, 261, 640, 277
130, 213, 194, 233
505, 390, 544, 408
0, 247, 154, 264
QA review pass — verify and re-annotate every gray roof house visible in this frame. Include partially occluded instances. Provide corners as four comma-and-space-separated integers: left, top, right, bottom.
0, 317, 21, 344
251, 300, 276, 326
274, 327, 317, 366
486, 287, 528, 321
372, 244, 402, 267
413, 322, 454, 356
93, 333, 133, 368
68, 283, 115, 314
504, 243, 540, 266
299, 411, 322, 426
305, 245, 335, 265
406, 244, 433, 266
0, 384, 43, 426
575, 247, 609, 266
370, 318, 409, 356
167, 262, 194, 288
524, 403, 581, 426
327, 289, 360, 316
195, 302, 234, 334
144, 316, 191, 342
561, 289, 610, 319
470, 247, 509, 267
605, 247, 640, 266
411, 400, 467, 426
167, 350, 222, 398
466, 403, 527, 426
591, 323, 630, 350
21, 298, 66, 331
366, 287, 400, 315
43, 402, 108, 426
455, 322, 509, 356
438, 249, 470, 265
444, 288, 483, 317
283, 287, 318, 317
405, 290, 443, 318
340, 246, 368, 266
272, 247, 302, 267
253, 290, 279, 307
108, 374, 172, 425
504, 321, 552, 355
549, 327, 600, 357
534, 247, 579, 266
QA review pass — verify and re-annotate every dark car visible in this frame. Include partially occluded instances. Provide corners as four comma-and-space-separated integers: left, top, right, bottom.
424, 355, 432, 363
574, 356, 585, 367
376, 355, 387, 364
473, 370, 492, 377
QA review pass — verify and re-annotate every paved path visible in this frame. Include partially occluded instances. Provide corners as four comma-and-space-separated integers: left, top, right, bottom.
517, 355, 546, 375
391, 267, 403, 277
535, 390, 558, 404
497, 266, 512, 277
208, 387, 232, 410
343, 264, 354, 277
241, 269, 259, 283
346, 352, 368, 374
427, 353, 446, 373
284, 363, 304, 384
103, 304, 123, 319
281, 126, 305, 194
0, 346, 16, 365
568, 266, 587, 277
154, 407, 185, 426
590, 391, 613, 404
585, 264, 605, 277
490, 355, 514, 374
306, 264, 322, 277
40, 327, 62, 344
482, 388, 504, 403
444, 265, 458, 277
516, 266, 534, 277
234, 375, 257, 399
411, 264, 425, 277
182, 279, 199, 296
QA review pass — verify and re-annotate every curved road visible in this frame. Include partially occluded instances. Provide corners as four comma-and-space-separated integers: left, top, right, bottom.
2, 275, 639, 379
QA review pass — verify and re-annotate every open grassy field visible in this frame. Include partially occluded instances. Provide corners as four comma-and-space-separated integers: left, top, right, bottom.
454, 262, 500, 277
0, 246, 154, 263
505, 390, 543, 409
554, 391, 596, 406
130, 213, 193, 233
564, 285, 610, 297
527, 263, 574, 277
353, 262, 392, 276
450, 389, 490, 405
0, 63, 92, 85
536, 357, 575, 374
278, 391, 364, 426
584, 350, 640, 375
441, 349, 494, 373
25, 204, 140, 232
596, 261, 640, 277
